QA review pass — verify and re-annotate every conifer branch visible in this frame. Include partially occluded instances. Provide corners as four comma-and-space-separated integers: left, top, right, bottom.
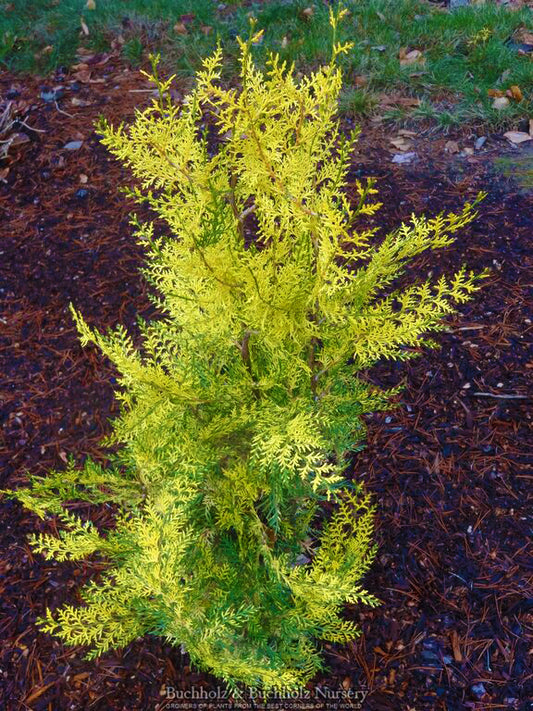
9, 4, 487, 694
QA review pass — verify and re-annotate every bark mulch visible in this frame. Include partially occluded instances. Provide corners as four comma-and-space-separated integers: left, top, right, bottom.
0, 55, 531, 711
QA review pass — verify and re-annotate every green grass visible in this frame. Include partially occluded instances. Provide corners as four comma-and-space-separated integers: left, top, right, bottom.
494, 152, 533, 190
1, 0, 532, 129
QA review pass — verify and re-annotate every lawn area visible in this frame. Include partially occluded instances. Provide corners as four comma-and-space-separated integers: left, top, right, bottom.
1, 0, 532, 129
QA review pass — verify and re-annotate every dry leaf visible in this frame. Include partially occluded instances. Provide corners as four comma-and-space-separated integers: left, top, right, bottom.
529, 118, 533, 136
398, 129, 417, 137
302, 7, 314, 19
503, 130, 532, 144
76, 47, 93, 56
80, 17, 89, 36
79, 174, 88, 184
173, 22, 188, 35
488, 88, 504, 98
200, 25, 212, 36
379, 93, 421, 108
86, 0, 96, 9
390, 137, 412, 151
0, 167, 10, 182
399, 49, 425, 67
514, 28, 533, 45
71, 62, 89, 71
71, 97, 91, 107
86, 53, 110, 66
281, 36, 289, 49
506, 85, 523, 101
72, 68, 92, 83
354, 75, 367, 87
445, 140, 460, 154
492, 96, 510, 110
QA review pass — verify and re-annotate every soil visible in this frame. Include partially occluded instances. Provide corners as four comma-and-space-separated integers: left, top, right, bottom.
0, 52, 531, 711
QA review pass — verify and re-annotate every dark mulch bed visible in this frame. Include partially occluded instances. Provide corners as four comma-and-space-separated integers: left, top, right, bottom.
0, 56, 531, 711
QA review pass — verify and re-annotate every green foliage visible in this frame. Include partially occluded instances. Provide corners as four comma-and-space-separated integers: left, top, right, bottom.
4, 6, 488, 693
2, 0, 532, 129
122, 36, 144, 67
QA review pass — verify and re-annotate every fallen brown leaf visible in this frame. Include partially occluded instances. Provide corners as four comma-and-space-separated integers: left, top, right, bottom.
503, 130, 532, 144
399, 49, 425, 67
379, 93, 421, 108
71, 97, 92, 107
72, 69, 92, 83
34, 45, 53, 60
445, 140, 460, 154
506, 85, 523, 101
514, 27, 533, 44
492, 96, 510, 109
173, 22, 188, 35
86, 53, 111, 66
390, 137, 412, 151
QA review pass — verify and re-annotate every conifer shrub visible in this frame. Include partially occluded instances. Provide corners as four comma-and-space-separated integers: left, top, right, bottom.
6, 6, 488, 694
